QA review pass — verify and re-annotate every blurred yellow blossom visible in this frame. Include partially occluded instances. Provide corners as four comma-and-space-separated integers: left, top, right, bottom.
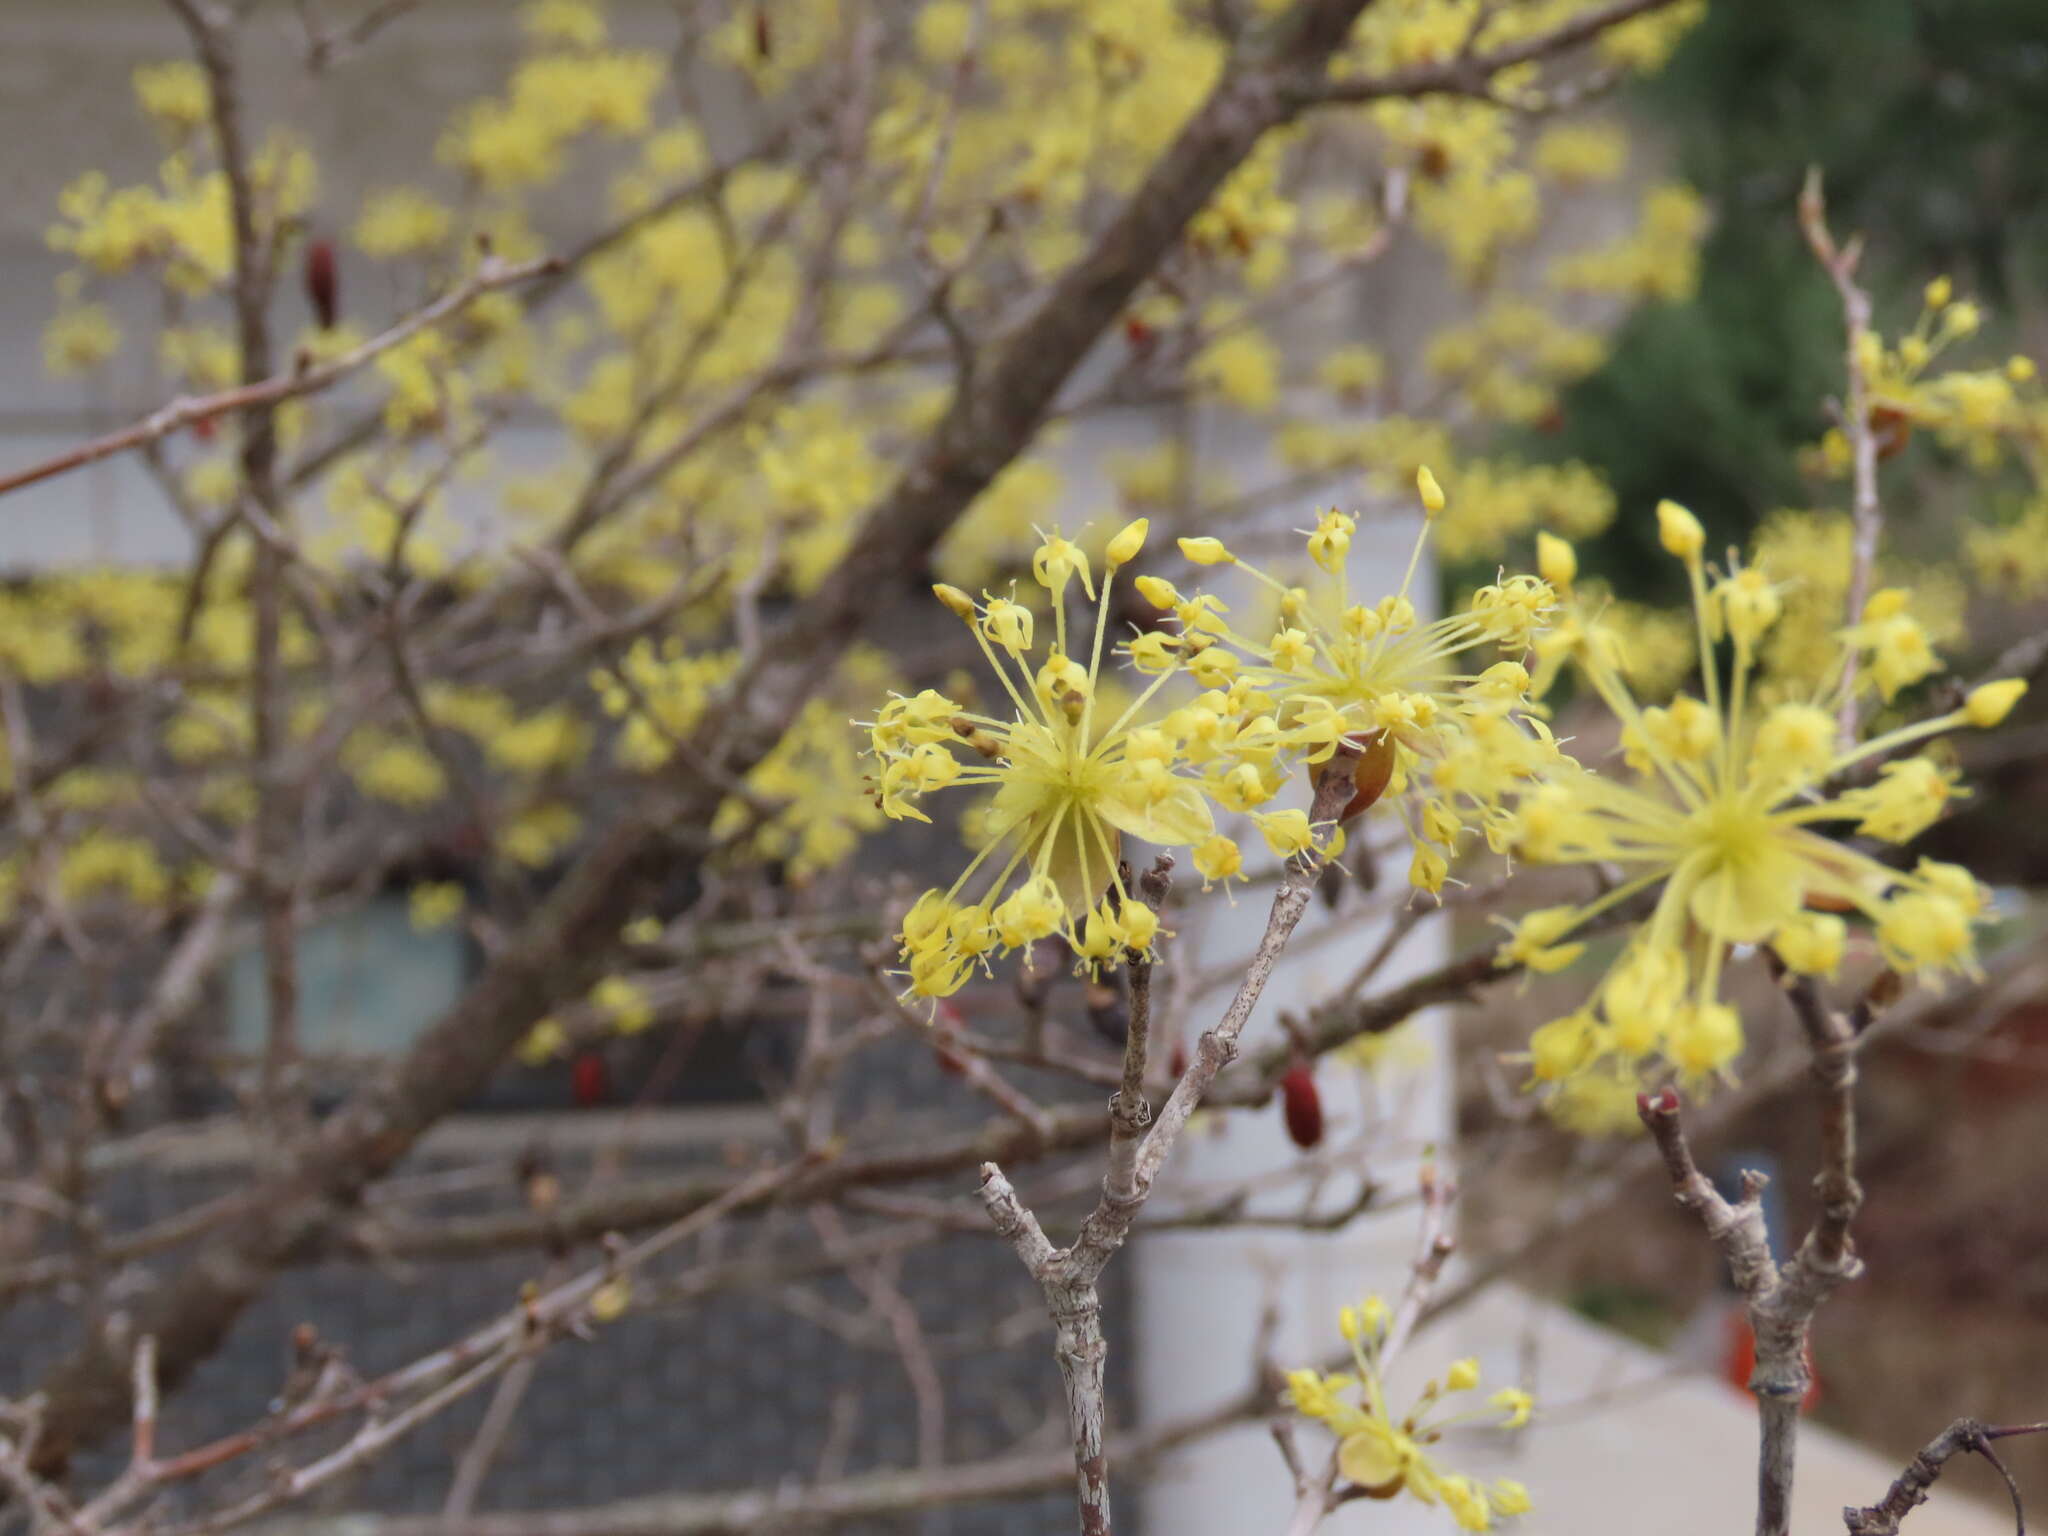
1289, 1293, 1534, 1529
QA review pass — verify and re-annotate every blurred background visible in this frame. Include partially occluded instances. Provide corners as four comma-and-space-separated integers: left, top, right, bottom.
3, 3, 2047, 1534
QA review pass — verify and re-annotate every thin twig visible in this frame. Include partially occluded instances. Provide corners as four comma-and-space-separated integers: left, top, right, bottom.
1846, 1417, 2048, 1536
1798, 168, 1883, 745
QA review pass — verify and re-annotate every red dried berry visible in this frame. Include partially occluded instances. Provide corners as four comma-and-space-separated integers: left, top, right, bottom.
570, 1051, 609, 1108
304, 239, 339, 330
1281, 1063, 1323, 1149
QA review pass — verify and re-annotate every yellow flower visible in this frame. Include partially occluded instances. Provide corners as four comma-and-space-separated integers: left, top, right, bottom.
1498, 512, 2006, 1089
408, 881, 466, 932
1290, 1296, 1534, 1528
354, 187, 454, 259
1193, 833, 1244, 890
1173, 474, 1561, 894
1535, 531, 1576, 591
58, 833, 170, 907
522, 0, 608, 47
1842, 588, 1941, 701
1773, 911, 1845, 979
591, 974, 655, 1034
1965, 678, 2026, 728
588, 1277, 631, 1323
501, 803, 581, 866
132, 60, 210, 134
1656, 498, 1705, 562
517, 1017, 568, 1066
44, 303, 123, 376
865, 527, 1231, 994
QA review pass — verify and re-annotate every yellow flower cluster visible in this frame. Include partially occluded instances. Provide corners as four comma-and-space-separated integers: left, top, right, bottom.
131, 60, 210, 136
1971, 499, 2048, 598
56, 832, 171, 908
871, 520, 1228, 997
354, 187, 456, 259
48, 161, 233, 295
409, 881, 467, 932
590, 974, 654, 1034
711, 658, 892, 882
870, 472, 1570, 1000
1748, 511, 1966, 695
439, 35, 664, 190
592, 641, 739, 773
1425, 299, 1606, 426
1502, 501, 2023, 1094
1786, 279, 2048, 610
1289, 1295, 1534, 1531
1548, 183, 1708, 303
1150, 473, 1563, 897
42, 303, 122, 377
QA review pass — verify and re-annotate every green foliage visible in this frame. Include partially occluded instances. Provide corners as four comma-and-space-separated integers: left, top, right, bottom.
1544, 0, 2048, 589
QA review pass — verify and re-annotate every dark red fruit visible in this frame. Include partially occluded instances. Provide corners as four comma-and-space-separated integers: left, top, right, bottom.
304, 239, 339, 330
1281, 1062, 1323, 1149
571, 1051, 609, 1107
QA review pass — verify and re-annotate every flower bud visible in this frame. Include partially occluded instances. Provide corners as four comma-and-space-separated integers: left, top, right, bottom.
1536, 531, 1576, 590
932, 583, 977, 622
1193, 834, 1242, 887
1656, 499, 1704, 562
1965, 678, 2026, 728
1924, 275, 1952, 310
1416, 465, 1446, 514
1134, 575, 1181, 609
1105, 517, 1149, 569
1177, 536, 1233, 566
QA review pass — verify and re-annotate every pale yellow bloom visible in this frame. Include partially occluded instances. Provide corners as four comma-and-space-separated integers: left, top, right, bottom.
1499, 512, 2006, 1092
1289, 1294, 1534, 1529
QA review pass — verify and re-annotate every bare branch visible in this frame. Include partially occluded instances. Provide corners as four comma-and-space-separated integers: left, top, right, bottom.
1846, 1418, 2048, 1536
1799, 169, 1884, 744
0, 256, 557, 502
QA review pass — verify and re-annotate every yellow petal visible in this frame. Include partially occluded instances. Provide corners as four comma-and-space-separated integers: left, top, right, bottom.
1338, 1428, 1406, 1492
1097, 779, 1215, 848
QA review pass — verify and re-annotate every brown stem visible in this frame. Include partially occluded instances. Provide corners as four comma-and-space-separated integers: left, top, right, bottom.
1640, 1052, 1865, 1536
1846, 1417, 2048, 1536
1105, 857, 1173, 1202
